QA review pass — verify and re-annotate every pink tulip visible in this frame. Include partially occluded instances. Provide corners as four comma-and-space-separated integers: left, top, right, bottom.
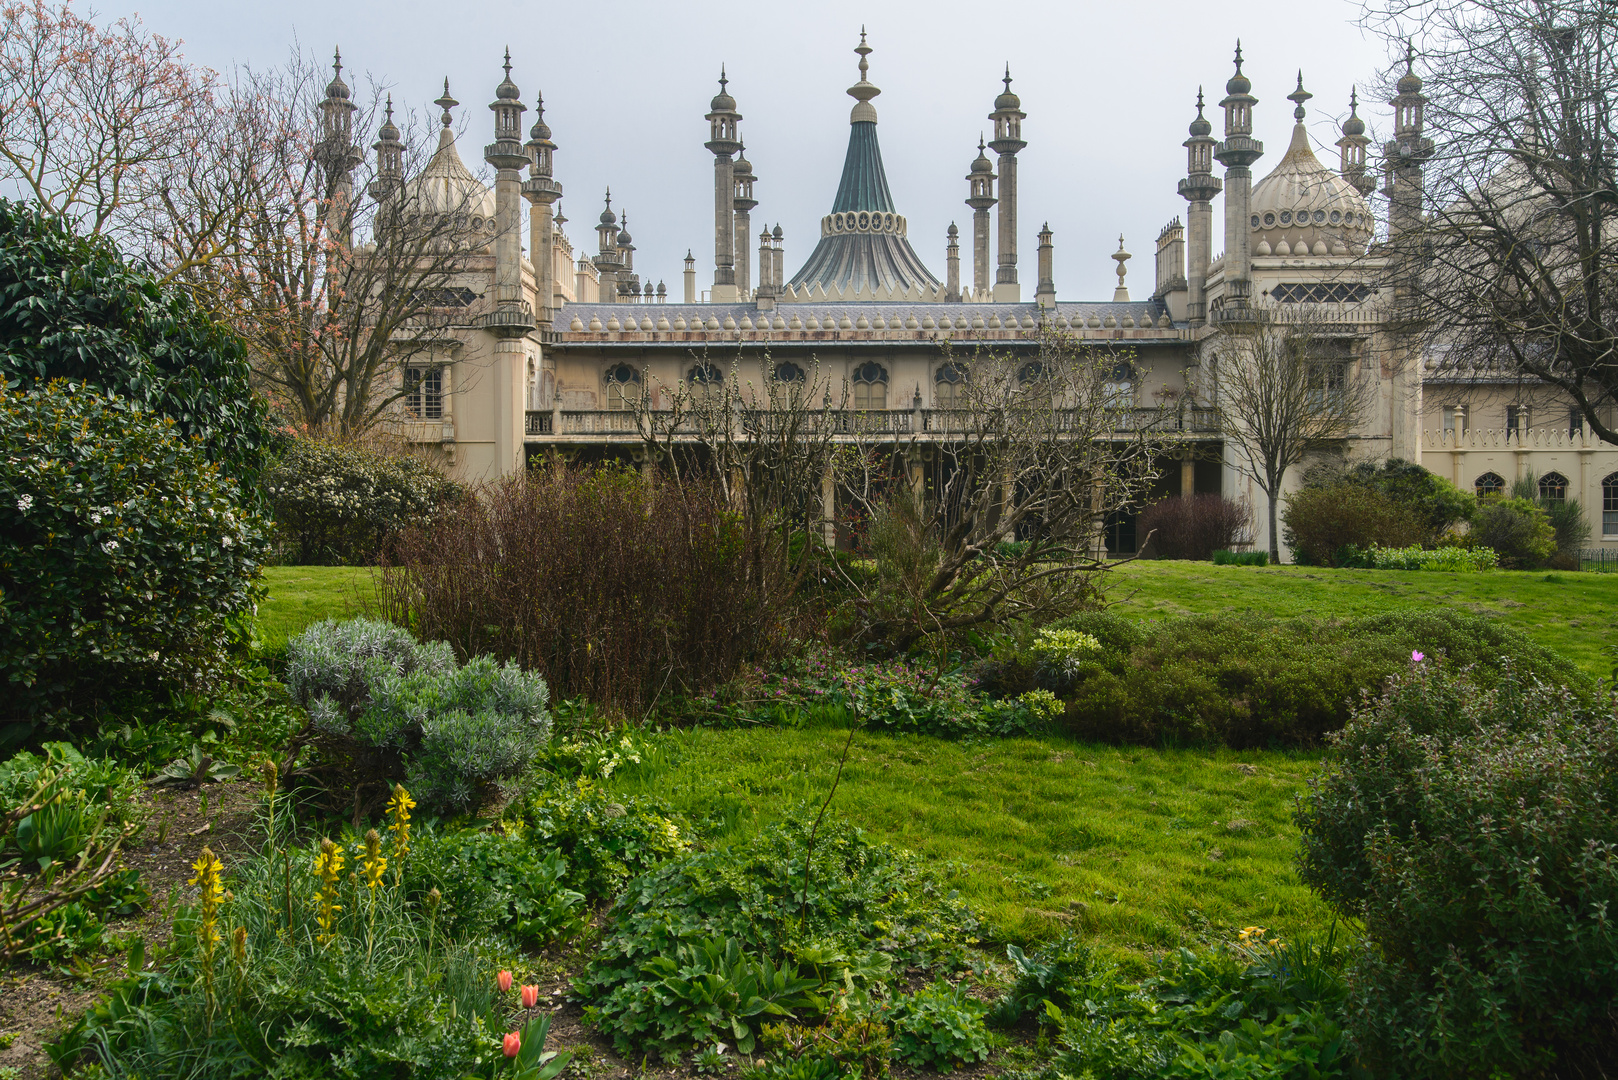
496, 970, 513, 993
1412, 651, 1425, 663
503, 1032, 521, 1057
521, 984, 540, 1009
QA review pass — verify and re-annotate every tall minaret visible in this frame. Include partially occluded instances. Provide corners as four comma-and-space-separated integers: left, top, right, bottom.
483, 51, 534, 477
594, 191, 621, 302
757, 224, 775, 301
988, 67, 1026, 303
1214, 43, 1263, 312
368, 95, 404, 214
683, 250, 697, 303
732, 144, 757, 302
1035, 222, 1056, 308
315, 49, 362, 250
944, 224, 961, 302
1335, 89, 1376, 198
965, 138, 996, 301
616, 213, 637, 300
1177, 89, 1222, 325
771, 224, 784, 294
1383, 44, 1432, 241
523, 93, 562, 327
704, 69, 742, 302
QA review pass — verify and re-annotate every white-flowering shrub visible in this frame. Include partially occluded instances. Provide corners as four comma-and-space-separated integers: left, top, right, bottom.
285, 618, 548, 813
1368, 545, 1498, 572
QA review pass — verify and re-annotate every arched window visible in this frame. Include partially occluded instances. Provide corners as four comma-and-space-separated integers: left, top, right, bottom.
1604, 473, 1618, 537
1018, 360, 1049, 385
934, 363, 967, 408
1103, 360, 1135, 409
851, 362, 887, 411
1474, 472, 1505, 498
603, 364, 640, 411
1539, 472, 1568, 501
687, 363, 723, 406
773, 362, 805, 384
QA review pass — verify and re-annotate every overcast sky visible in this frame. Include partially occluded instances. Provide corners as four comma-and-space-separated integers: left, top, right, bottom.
101, 0, 1403, 300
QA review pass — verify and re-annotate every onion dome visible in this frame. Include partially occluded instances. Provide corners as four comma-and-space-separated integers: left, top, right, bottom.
405, 81, 496, 222
616, 211, 632, 247
377, 94, 400, 143
971, 136, 994, 174
994, 66, 1020, 111
773, 223, 783, 241
529, 93, 552, 141
1189, 88, 1212, 136
495, 48, 520, 100
1396, 42, 1423, 94
1248, 74, 1373, 257
326, 48, 351, 100
710, 66, 737, 112
599, 188, 617, 226
733, 143, 754, 180
1342, 87, 1366, 136
1226, 41, 1251, 95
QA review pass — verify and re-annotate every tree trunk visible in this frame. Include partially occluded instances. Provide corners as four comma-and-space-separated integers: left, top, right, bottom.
1267, 487, 1281, 564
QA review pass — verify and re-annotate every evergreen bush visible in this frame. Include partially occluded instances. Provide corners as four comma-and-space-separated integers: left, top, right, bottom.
1469, 497, 1557, 569
1, 381, 268, 722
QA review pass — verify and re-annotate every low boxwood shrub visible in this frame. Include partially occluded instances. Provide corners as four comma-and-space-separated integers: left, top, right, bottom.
1060, 609, 1586, 748
265, 438, 462, 565
284, 618, 550, 815
576, 815, 980, 1062
2, 381, 268, 724
1296, 663, 1618, 1078
1211, 549, 1268, 566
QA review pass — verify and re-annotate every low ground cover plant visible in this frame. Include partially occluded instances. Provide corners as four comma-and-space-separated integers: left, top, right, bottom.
506, 774, 689, 902
266, 438, 462, 566
575, 814, 980, 1062
284, 617, 551, 815
1358, 543, 1497, 571
1296, 661, 1618, 1078
1211, 549, 1268, 566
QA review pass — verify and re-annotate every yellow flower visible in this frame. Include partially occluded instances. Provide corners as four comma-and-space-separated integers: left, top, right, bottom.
189, 848, 225, 948
361, 829, 387, 891
313, 838, 345, 944
1237, 926, 1267, 945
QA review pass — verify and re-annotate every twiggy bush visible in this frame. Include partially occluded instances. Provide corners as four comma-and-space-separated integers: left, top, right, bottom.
379, 462, 790, 716
1138, 494, 1254, 561
1296, 663, 1618, 1078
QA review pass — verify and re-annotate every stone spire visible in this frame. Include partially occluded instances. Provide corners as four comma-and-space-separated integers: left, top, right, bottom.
988, 66, 1027, 302
523, 91, 563, 326
1383, 43, 1433, 239
483, 49, 533, 334
1112, 235, 1131, 302
593, 189, 621, 301
1335, 88, 1375, 198
683, 249, 697, 303
945, 223, 961, 302
757, 223, 775, 303
733, 143, 757, 302
1035, 222, 1056, 308
1178, 88, 1222, 324
615, 211, 638, 300
847, 27, 880, 122
704, 68, 743, 302
369, 95, 404, 210
316, 48, 362, 248
1214, 42, 1263, 312
965, 136, 996, 301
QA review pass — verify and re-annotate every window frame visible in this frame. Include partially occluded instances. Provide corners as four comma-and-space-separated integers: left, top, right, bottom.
404, 366, 444, 420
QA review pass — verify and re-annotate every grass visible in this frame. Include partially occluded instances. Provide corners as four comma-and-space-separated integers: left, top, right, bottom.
1109, 560, 1618, 676
257, 565, 373, 655
605, 720, 1335, 972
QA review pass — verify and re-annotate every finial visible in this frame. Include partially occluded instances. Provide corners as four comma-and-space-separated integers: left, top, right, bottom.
1003, 64, 1012, 91
504, 47, 512, 76
1288, 71, 1312, 121
435, 79, 457, 128
604, 187, 611, 209
383, 94, 394, 124
979, 134, 986, 152
1196, 87, 1205, 116
333, 47, 342, 75
1349, 86, 1359, 114
1234, 40, 1244, 71
1405, 40, 1416, 73
719, 64, 728, 92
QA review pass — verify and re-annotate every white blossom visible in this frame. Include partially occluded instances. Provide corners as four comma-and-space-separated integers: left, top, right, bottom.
15, 495, 31, 513
101, 539, 119, 553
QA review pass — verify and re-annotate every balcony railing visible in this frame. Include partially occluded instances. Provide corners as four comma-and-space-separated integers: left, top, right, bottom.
525, 406, 1219, 439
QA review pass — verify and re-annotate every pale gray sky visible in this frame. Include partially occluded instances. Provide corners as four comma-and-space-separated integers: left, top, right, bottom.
102, 0, 1400, 299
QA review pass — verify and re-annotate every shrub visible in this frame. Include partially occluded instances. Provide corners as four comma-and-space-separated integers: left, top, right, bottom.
1281, 483, 1426, 566
284, 618, 550, 815
1295, 663, 1618, 1078
1137, 494, 1254, 560
0, 199, 276, 498
402, 823, 585, 947
508, 775, 689, 902
1366, 543, 1497, 571
1060, 609, 1587, 748
1211, 549, 1268, 566
1332, 458, 1475, 537
577, 815, 980, 1061
1469, 497, 1557, 569
380, 462, 789, 717
888, 980, 991, 1071
265, 438, 462, 565
1, 381, 268, 722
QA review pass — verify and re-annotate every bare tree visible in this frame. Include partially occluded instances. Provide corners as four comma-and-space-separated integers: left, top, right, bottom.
1210, 314, 1378, 562
1363, 0, 1618, 441
837, 331, 1166, 651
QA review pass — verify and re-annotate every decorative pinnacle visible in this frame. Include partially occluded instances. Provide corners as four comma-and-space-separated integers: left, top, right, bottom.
1196, 88, 1205, 116
1289, 72, 1312, 121
384, 95, 393, 122
333, 47, 342, 75
435, 79, 457, 127
1113, 235, 1131, 286
719, 64, 728, 93
1349, 86, 1359, 113
1405, 40, 1416, 73
1234, 40, 1244, 71
1004, 64, 1012, 91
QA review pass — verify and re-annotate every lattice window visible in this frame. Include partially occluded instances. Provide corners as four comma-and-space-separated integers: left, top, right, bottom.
1272, 282, 1372, 304
1475, 472, 1505, 497
404, 367, 442, 419
852, 362, 887, 411
604, 363, 641, 411
1539, 472, 1568, 501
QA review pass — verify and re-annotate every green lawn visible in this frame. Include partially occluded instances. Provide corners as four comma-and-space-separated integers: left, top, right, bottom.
1109, 561, 1615, 676
258, 565, 374, 654
605, 723, 1334, 972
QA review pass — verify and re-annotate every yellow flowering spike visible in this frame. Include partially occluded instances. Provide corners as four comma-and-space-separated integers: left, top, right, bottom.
361, 829, 387, 890
313, 838, 345, 945
387, 785, 415, 864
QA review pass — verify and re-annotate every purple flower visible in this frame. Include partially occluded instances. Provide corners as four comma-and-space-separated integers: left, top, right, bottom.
1412, 650, 1425, 663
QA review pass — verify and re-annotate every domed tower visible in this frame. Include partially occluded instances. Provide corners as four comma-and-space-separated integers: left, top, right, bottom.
704, 68, 742, 302
1214, 43, 1264, 312
786, 32, 941, 298
1335, 89, 1376, 198
988, 67, 1027, 302
1383, 44, 1433, 240
593, 190, 621, 302
732, 144, 757, 301
316, 49, 363, 249
945, 223, 961, 302
369, 95, 404, 214
1246, 73, 1376, 260
483, 49, 533, 334
523, 92, 563, 326
1177, 89, 1222, 325
965, 137, 996, 301
615, 212, 640, 301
